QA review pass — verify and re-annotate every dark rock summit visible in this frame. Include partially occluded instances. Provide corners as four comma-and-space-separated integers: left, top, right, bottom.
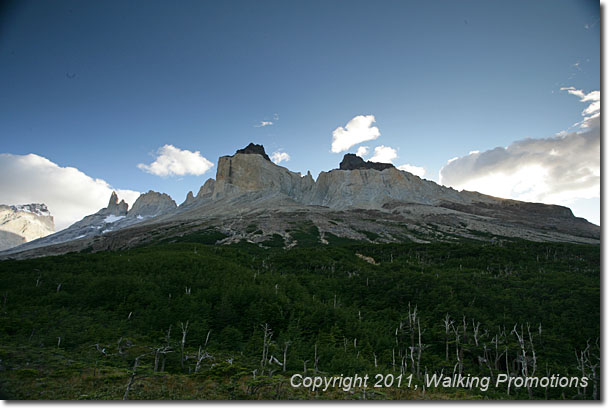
339, 153, 394, 171
235, 143, 271, 161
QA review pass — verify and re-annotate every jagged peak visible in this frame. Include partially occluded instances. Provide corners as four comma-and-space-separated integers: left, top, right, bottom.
180, 191, 195, 207
108, 191, 119, 207
234, 143, 271, 161
339, 153, 394, 171
106, 191, 128, 215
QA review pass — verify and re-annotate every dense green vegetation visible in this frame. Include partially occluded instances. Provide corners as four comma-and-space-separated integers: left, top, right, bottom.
0, 238, 600, 400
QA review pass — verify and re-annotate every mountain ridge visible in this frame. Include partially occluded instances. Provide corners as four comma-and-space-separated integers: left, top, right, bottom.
0, 143, 599, 259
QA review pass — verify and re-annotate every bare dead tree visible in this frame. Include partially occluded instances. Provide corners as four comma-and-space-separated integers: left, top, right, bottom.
443, 313, 454, 361
194, 346, 213, 372
179, 321, 189, 370
260, 323, 273, 370
153, 345, 172, 372
472, 319, 481, 346
283, 341, 291, 372
451, 323, 463, 374
161, 325, 172, 372
123, 354, 146, 400
576, 339, 600, 399
511, 323, 536, 399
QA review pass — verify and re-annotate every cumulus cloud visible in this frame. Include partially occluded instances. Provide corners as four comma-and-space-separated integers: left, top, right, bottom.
0, 153, 141, 230
356, 146, 369, 157
369, 145, 397, 163
397, 164, 426, 178
331, 115, 380, 153
271, 151, 290, 164
137, 144, 214, 177
439, 88, 600, 219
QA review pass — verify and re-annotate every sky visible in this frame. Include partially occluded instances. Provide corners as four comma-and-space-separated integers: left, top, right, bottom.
0, 0, 601, 229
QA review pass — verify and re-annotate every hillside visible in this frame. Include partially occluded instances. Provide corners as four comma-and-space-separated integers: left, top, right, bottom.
0, 238, 600, 399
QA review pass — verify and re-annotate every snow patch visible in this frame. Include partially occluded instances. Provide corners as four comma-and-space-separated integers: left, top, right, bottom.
10, 204, 51, 217
104, 215, 125, 223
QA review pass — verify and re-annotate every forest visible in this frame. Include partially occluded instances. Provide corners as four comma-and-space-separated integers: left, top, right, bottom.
0, 233, 600, 400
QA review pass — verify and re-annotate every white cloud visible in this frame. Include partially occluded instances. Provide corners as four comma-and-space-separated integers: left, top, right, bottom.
559, 87, 600, 128
369, 145, 397, 163
356, 146, 369, 157
331, 115, 380, 153
137, 144, 214, 177
271, 151, 290, 164
439, 88, 600, 222
0, 153, 141, 230
397, 163, 426, 178
255, 114, 278, 127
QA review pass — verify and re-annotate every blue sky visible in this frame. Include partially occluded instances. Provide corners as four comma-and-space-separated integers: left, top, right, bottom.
0, 0, 600, 228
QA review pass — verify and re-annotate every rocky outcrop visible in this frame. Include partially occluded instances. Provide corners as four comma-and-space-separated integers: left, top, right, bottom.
105, 191, 129, 215
339, 153, 394, 171
0, 203, 54, 251
128, 191, 177, 217
181, 191, 195, 207
235, 143, 271, 161
209, 147, 470, 210
196, 178, 215, 199
213, 152, 314, 201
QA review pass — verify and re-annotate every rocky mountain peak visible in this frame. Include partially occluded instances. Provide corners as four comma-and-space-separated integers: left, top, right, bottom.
235, 143, 271, 161
339, 153, 394, 171
106, 191, 129, 215
128, 190, 177, 217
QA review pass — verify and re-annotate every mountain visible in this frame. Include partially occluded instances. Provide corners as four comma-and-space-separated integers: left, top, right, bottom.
0, 143, 599, 259
0, 204, 54, 251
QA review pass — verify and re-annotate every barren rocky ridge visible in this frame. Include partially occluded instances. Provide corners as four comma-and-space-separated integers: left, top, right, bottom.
0, 144, 599, 259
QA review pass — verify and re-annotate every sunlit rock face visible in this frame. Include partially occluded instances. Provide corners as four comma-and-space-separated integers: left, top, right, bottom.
128, 191, 176, 217
0, 204, 54, 251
